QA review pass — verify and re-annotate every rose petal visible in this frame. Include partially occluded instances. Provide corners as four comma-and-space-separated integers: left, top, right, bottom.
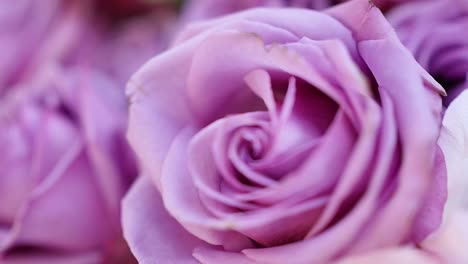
358, 37, 444, 244
161, 128, 253, 250
193, 247, 256, 264
126, 36, 196, 189
122, 176, 208, 264
437, 87, 468, 217
333, 247, 437, 264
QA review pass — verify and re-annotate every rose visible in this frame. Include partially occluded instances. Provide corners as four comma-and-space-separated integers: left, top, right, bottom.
181, 0, 331, 22
0, 67, 136, 263
387, 0, 468, 104
333, 247, 438, 264
122, 0, 447, 263
0, 0, 88, 96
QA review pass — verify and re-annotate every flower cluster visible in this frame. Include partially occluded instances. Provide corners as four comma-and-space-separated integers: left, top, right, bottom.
1, 0, 468, 263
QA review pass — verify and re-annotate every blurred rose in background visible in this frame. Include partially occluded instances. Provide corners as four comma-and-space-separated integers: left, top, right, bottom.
0, 0, 178, 262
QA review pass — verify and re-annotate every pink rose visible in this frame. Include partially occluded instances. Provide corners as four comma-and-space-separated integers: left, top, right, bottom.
123, 0, 447, 263
332, 247, 438, 264
0, 67, 136, 263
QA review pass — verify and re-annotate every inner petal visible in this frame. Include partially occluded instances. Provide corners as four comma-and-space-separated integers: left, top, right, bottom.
207, 68, 344, 205
232, 111, 356, 206
245, 69, 339, 157
212, 112, 271, 192
228, 128, 277, 187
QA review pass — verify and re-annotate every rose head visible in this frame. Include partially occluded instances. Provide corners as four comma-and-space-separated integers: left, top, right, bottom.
334, 247, 438, 264
123, 1, 447, 263
0, 68, 136, 263
388, 0, 468, 104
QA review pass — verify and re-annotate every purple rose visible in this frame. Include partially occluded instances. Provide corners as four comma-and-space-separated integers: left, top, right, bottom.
0, 0, 88, 96
0, 67, 136, 263
123, 0, 447, 263
388, 0, 468, 103
332, 247, 438, 264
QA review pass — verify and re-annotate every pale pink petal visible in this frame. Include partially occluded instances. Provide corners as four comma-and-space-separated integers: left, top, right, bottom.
122, 176, 210, 264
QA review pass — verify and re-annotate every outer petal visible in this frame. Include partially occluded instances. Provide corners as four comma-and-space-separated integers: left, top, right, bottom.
122, 176, 209, 264
194, 247, 257, 264
437, 90, 468, 216
422, 210, 468, 264
126, 37, 196, 189
425, 90, 468, 263
326, 0, 445, 95
334, 0, 445, 244
193, 246, 439, 264
333, 247, 438, 264
176, 7, 358, 60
